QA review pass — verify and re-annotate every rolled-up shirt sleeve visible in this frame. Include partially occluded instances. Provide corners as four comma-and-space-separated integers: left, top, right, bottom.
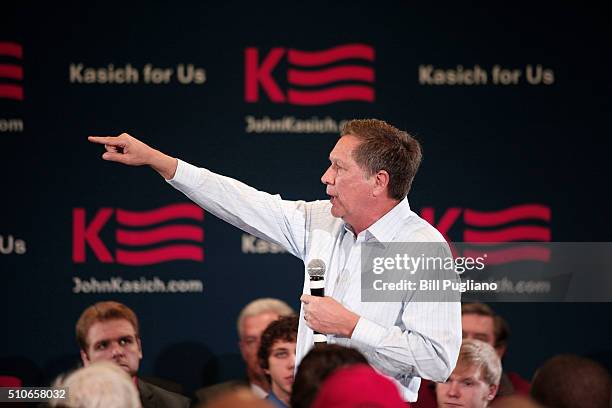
351, 300, 461, 382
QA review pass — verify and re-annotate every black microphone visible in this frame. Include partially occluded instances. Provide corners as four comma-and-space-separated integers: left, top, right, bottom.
307, 259, 327, 344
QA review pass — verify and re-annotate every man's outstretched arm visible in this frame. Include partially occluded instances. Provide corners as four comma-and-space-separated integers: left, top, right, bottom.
88, 133, 178, 180
89, 132, 311, 259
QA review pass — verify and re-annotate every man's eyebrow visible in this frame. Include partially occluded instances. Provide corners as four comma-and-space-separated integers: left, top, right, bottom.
94, 334, 134, 344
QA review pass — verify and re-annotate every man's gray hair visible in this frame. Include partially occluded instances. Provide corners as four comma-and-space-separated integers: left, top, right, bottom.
50, 361, 140, 408
237, 298, 294, 337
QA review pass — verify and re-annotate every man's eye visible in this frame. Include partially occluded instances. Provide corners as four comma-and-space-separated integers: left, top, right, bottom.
463, 380, 474, 386
274, 351, 288, 358
95, 341, 108, 350
119, 337, 133, 346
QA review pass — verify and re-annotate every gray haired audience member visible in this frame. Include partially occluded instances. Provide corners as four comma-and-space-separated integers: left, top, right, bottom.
290, 344, 368, 408
530, 354, 611, 408
237, 298, 294, 398
50, 361, 140, 408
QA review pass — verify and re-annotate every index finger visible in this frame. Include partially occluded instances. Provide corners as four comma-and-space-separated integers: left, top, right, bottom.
88, 136, 125, 146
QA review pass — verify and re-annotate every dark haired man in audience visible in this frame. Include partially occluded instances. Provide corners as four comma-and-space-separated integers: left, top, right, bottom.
196, 298, 294, 404
258, 315, 299, 408
290, 344, 368, 408
76, 301, 190, 408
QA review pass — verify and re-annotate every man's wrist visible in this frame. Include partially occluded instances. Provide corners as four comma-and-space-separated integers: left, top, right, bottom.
150, 149, 178, 180
343, 312, 360, 338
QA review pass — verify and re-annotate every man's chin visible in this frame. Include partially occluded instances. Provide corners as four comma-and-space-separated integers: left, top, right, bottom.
329, 205, 343, 219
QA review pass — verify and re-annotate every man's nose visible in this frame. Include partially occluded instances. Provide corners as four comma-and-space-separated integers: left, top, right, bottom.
447, 381, 460, 397
110, 342, 124, 357
321, 166, 333, 185
288, 354, 296, 371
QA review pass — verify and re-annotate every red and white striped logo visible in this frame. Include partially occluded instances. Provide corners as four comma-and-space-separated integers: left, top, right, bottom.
245, 44, 375, 105
73, 203, 204, 266
0, 42, 24, 101
421, 204, 551, 264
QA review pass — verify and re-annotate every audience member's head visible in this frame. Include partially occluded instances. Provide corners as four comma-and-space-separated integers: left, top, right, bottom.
76, 301, 142, 377
311, 363, 406, 408
530, 354, 611, 408
257, 315, 298, 406
290, 344, 368, 408
50, 361, 140, 408
436, 339, 502, 408
462, 302, 510, 358
237, 298, 294, 391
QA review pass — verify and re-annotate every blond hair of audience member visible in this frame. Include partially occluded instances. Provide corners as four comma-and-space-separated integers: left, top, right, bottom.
437, 340, 502, 408
51, 361, 140, 408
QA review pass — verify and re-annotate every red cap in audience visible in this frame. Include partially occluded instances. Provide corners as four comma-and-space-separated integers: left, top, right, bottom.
311, 363, 406, 408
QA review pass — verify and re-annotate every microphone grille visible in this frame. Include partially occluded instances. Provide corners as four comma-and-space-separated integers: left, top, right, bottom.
307, 259, 326, 277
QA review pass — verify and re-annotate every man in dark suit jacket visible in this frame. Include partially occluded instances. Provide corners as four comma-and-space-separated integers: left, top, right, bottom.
76, 301, 190, 408
138, 378, 190, 408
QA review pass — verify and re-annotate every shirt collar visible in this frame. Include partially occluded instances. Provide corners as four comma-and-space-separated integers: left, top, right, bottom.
344, 198, 412, 246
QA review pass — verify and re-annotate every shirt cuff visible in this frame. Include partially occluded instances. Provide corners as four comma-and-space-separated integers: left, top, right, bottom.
351, 316, 387, 349
166, 159, 202, 186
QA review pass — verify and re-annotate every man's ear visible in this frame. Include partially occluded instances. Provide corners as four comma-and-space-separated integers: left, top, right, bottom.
487, 384, 499, 401
80, 349, 90, 366
373, 170, 390, 197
